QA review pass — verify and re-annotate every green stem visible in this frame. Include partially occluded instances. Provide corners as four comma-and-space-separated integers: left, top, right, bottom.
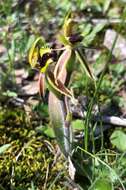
84, 32, 118, 151
77, 146, 125, 190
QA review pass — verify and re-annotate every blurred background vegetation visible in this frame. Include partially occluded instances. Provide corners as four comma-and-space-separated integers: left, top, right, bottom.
0, 0, 126, 189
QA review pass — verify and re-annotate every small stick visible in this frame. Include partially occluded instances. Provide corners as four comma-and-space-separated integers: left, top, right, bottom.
73, 111, 126, 127
74, 125, 111, 140
75, 18, 126, 25
94, 116, 126, 127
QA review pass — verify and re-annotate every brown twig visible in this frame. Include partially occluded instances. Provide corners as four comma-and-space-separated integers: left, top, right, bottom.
73, 111, 126, 127
93, 115, 126, 127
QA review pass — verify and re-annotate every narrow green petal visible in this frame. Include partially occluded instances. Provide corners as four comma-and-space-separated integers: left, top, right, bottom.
75, 48, 95, 80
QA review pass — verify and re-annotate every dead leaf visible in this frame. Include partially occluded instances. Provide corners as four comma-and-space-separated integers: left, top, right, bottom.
21, 81, 39, 95
15, 69, 29, 84
0, 44, 6, 54
68, 156, 76, 180
15, 69, 28, 78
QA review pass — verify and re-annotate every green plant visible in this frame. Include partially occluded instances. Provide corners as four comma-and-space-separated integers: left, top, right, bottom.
28, 8, 126, 190
29, 12, 95, 157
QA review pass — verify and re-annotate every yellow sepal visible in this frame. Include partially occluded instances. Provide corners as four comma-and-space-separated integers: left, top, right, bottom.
40, 59, 52, 73
40, 48, 51, 57
28, 37, 44, 68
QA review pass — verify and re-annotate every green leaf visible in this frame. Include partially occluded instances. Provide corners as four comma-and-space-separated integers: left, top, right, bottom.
83, 23, 105, 46
30, 181, 36, 190
103, 0, 111, 13
110, 130, 126, 152
94, 51, 108, 76
91, 23, 105, 35
0, 144, 11, 155
81, 23, 92, 37
44, 126, 55, 138
26, 35, 36, 52
2, 90, 17, 97
33, 103, 49, 118
66, 50, 76, 73
8, 39, 15, 63
90, 178, 113, 190
36, 125, 55, 138
110, 63, 125, 75
72, 120, 84, 130
48, 92, 73, 157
